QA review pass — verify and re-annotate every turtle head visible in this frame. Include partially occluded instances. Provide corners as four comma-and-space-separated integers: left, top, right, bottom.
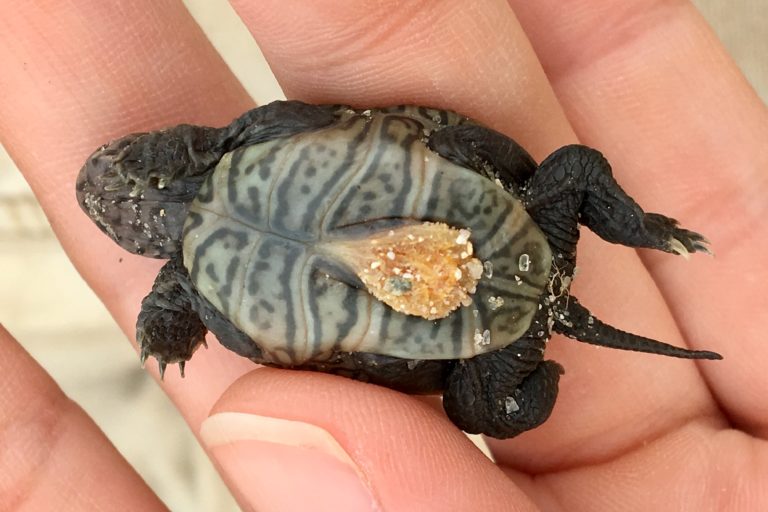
76, 133, 207, 258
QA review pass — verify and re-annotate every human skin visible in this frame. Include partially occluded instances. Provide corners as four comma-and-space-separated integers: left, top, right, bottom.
1, 1, 767, 511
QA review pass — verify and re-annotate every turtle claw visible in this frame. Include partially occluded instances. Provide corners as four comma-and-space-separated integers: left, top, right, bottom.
668, 237, 691, 260
689, 233, 714, 256
668, 229, 712, 258
140, 351, 186, 380
642, 213, 712, 258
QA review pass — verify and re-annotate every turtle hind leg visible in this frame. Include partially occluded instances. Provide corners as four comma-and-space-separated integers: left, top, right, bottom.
426, 124, 538, 196
137, 256, 207, 378
523, 144, 711, 258
443, 337, 564, 439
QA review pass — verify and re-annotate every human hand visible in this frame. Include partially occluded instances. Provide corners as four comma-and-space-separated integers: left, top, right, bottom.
1, 1, 766, 511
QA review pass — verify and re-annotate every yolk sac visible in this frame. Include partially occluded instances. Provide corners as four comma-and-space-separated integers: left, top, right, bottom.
326, 222, 485, 320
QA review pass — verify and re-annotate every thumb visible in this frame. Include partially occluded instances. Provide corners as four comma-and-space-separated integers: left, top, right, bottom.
200, 368, 537, 512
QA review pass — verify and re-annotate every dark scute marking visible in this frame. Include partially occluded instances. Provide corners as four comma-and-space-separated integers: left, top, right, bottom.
502, 306, 525, 333
243, 163, 256, 176
444, 179, 481, 225
425, 171, 443, 214
205, 262, 218, 282
362, 191, 376, 201
272, 145, 312, 234
334, 285, 361, 345
258, 160, 272, 181
247, 279, 260, 296
250, 142, 282, 183
270, 239, 303, 358
303, 116, 373, 231
217, 255, 241, 315
481, 282, 539, 305
257, 241, 273, 259
307, 268, 326, 351
190, 227, 249, 285
300, 184, 311, 194
481, 199, 514, 244
260, 321, 272, 330
234, 186, 262, 221
476, 289, 536, 336
305, 166, 317, 177
485, 216, 532, 261
382, 116, 421, 214
359, 205, 373, 216
328, 116, 413, 224
306, 258, 363, 354
227, 149, 244, 206
255, 261, 270, 271
259, 299, 275, 314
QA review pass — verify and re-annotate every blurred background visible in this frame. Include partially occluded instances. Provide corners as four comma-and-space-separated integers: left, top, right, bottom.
0, 1, 765, 510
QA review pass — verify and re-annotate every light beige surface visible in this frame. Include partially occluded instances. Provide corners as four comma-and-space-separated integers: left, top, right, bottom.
0, 1, 765, 510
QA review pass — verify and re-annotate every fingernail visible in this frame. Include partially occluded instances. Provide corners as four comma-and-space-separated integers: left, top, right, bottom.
200, 412, 380, 512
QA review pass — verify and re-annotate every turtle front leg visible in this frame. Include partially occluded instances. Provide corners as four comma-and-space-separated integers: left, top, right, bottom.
443, 337, 564, 439
523, 145, 711, 259
137, 255, 207, 378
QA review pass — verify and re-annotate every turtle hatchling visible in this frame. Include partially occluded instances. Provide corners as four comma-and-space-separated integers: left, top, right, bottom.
77, 101, 722, 438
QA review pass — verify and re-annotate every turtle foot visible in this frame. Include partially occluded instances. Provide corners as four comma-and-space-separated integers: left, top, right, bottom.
643, 213, 712, 257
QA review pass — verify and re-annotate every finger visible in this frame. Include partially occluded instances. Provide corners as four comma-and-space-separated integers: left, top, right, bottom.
232, 0, 720, 468
506, 423, 768, 512
230, 0, 573, 159
508, 0, 768, 435
0, 0, 257, 427
0, 326, 165, 510
202, 368, 539, 512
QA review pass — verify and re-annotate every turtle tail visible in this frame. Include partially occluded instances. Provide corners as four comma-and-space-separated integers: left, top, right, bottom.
554, 298, 722, 360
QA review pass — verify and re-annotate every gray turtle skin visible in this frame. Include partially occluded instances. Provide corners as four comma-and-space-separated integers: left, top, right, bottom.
77, 100, 721, 439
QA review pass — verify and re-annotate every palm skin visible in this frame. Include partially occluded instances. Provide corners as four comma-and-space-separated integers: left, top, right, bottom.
1, 1, 766, 511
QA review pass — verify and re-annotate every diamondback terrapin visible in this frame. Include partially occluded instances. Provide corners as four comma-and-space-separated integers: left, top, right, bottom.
76, 101, 721, 439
